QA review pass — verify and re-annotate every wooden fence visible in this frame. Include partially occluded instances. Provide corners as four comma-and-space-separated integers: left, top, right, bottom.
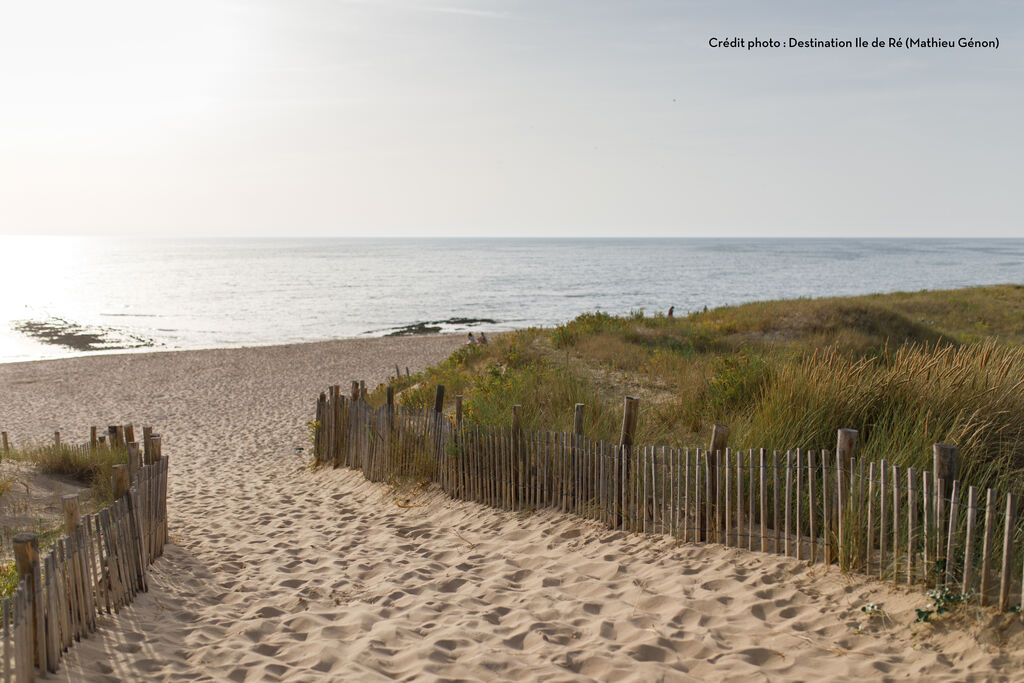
314, 385, 1024, 616
0, 428, 169, 681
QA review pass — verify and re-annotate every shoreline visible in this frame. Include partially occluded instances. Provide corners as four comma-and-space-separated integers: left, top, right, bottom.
0, 331, 471, 371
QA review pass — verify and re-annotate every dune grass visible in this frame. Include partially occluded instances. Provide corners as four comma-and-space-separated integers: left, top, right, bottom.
4, 443, 129, 508
377, 285, 1024, 495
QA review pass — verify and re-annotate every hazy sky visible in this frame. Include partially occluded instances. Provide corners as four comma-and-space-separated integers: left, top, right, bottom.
1, 1, 1020, 237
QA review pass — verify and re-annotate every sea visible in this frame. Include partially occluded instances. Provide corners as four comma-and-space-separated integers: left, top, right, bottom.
1, 237, 1022, 364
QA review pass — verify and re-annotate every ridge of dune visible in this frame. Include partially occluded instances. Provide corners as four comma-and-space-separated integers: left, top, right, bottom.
1, 336, 1022, 682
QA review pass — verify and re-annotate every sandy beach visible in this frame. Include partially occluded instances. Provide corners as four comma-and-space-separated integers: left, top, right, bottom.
1, 336, 1022, 682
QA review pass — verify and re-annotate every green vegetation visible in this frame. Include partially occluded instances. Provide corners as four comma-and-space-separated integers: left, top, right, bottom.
4, 443, 130, 508
0, 561, 17, 596
377, 285, 1024, 494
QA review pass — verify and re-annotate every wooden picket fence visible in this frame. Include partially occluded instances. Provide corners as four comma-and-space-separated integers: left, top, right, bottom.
314, 385, 1024, 616
0, 428, 169, 681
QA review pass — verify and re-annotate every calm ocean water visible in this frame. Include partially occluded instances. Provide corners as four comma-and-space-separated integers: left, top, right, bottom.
1, 237, 1022, 363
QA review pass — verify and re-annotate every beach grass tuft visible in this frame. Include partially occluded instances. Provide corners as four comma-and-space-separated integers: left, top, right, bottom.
5, 443, 130, 507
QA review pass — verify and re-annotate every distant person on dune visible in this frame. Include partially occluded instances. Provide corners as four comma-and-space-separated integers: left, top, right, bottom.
667, 306, 674, 318
479, 332, 488, 344
467, 332, 478, 345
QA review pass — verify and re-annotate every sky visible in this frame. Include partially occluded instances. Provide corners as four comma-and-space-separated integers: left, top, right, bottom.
0, 0, 1021, 238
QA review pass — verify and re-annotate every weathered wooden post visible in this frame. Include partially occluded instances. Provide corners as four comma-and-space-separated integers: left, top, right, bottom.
13, 532, 44, 671
1, 431, 8, 453
314, 392, 326, 463
706, 424, 729, 541
834, 428, 857, 563
385, 386, 396, 467
933, 443, 958, 484
90, 426, 99, 451
836, 428, 857, 468
350, 381, 360, 402
573, 402, 585, 507
360, 380, 367, 400
124, 424, 135, 444
512, 405, 522, 508
999, 492, 1017, 612
63, 494, 81, 532
433, 385, 445, 415
933, 442, 958, 567
112, 464, 130, 501
127, 442, 141, 480
432, 385, 446, 473
142, 426, 153, 462
619, 397, 639, 530
54, 431, 61, 449
454, 395, 463, 429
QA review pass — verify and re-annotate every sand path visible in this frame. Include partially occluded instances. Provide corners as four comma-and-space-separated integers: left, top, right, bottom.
1, 338, 1021, 681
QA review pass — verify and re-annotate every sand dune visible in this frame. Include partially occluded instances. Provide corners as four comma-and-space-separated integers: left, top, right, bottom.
1, 338, 1022, 681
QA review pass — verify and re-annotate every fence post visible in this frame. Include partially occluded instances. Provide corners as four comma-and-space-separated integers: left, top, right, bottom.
1, 431, 7, 453
706, 424, 728, 541
314, 393, 326, 463
512, 405, 522, 508
350, 381, 360, 402
54, 431, 61, 449
618, 397, 639, 530
980, 488, 996, 605
999, 492, 1017, 612
91, 427, 99, 451
836, 428, 857, 470
142, 426, 153, 462
13, 532, 44, 671
433, 385, 445, 415
127, 442, 140, 480
112, 464, 130, 501
63, 494, 81, 531
454, 395, 463, 429
573, 404, 585, 436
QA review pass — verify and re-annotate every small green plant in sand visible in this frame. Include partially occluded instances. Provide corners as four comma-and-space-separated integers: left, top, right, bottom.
915, 587, 971, 623
0, 561, 18, 597
860, 603, 884, 618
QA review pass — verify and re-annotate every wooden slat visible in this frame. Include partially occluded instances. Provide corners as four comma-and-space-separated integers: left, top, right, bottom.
866, 461, 875, 575
999, 493, 1017, 612
773, 451, 781, 554
724, 450, 732, 546
892, 465, 901, 583
944, 480, 960, 588
962, 486, 978, 596
794, 449, 802, 561
980, 488, 996, 605
748, 449, 755, 552
784, 451, 792, 557
759, 449, 767, 553
806, 450, 815, 565
879, 460, 888, 579
922, 473, 931, 578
